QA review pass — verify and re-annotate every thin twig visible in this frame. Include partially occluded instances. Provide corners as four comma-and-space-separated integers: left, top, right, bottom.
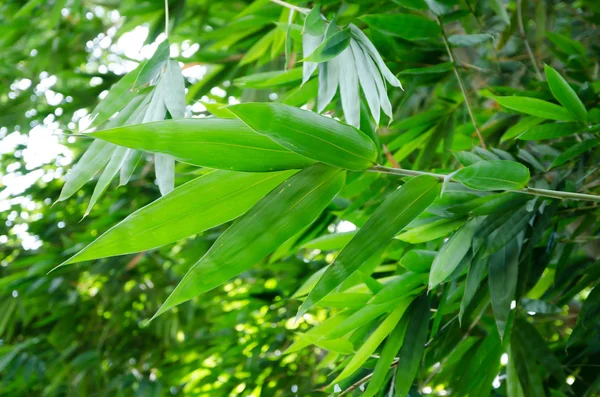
516, 0, 544, 81
164, 0, 169, 38
269, 0, 309, 15
382, 144, 401, 168
436, 17, 487, 149
369, 165, 600, 202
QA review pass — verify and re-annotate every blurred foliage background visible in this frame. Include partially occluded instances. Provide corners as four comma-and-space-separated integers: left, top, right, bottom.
1, 0, 599, 396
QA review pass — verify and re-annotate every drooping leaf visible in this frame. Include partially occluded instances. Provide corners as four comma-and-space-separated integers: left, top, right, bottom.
299, 175, 441, 315
549, 139, 600, 169
517, 121, 584, 140
87, 118, 315, 172
494, 96, 574, 121
429, 217, 479, 289
489, 239, 519, 338
302, 6, 325, 36
400, 250, 436, 273
544, 64, 587, 122
459, 252, 488, 323
301, 33, 323, 84
55, 170, 296, 268
84, 146, 128, 217
350, 40, 380, 124
228, 102, 378, 171
397, 217, 465, 244
448, 34, 494, 47
302, 29, 351, 63
152, 163, 345, 318
132, 40, 170, 90
489, 0, 511, 25
394, 295, 430, 396
453, 160, 530, 191
360, 14, 441, 41
337, 47, 360, 127
317, 51, 340, 112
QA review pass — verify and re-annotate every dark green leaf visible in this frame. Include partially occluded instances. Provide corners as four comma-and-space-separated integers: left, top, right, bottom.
302, 29, 350, 62
489, 239, 519, 338
448, 34, 494, 47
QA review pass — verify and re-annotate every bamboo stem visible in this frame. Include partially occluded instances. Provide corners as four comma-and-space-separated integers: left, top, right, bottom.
164, 0, 169, 38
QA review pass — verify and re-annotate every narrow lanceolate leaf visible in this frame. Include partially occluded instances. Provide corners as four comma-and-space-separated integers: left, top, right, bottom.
511, 337, 545, 396
155, 154, 174, 196
338, 47, 360, 128
363, 310, 409, 397
162, 60, 186, 119
429, 217, 479, 289
82, 69, 138, 131
302, 6, 325, 36
349, 24, 402, 88
506, 349, 526, 397
448, 34, 494, 47
57, 140, 117, 202
84, 146, 128, 216
459, 252, 488, 323
361, 14, 441, 40
517, 121, 583, 140
351, 40, 380, 124
302, 29, 351, 63
228, 103, 377, 171
395, 295, 430, 397
501, 116, 544, 142
544, 64, 587, 122
549, 139, 600, 169
454, 160, 530, 191
152, 164, 345, 318
299, 175, 441, 316
400, 250, 436, 273
494, 96, 573, 121
317, 53, 340, 112
88, 118, 315, 172
302, 34, 323, 85
489, 239, 519, 339
486, 205, 534, 256
489, 0, 510, 25
55, 170, 296, 268
133, 39, 170, 90
333, 303, 409, 383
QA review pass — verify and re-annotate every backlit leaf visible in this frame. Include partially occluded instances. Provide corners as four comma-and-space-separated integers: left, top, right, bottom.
489, 239, 519, 338
302, 29, 350, 63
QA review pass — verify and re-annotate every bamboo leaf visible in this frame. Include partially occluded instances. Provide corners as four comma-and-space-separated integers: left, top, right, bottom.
394, 295, 430, 396
338, 47, 360, 127
549, 139, 600, 169
301, 33, 322, 84
152, 164, 345, 318
302, 6, 325, 36
489, 239, 519, 338
494, 96, 574, 121
317, 53, 340, 112
545, 64, 587, 122
459, 252, 488, 323
454, 160, 530, 191
429, 217, 479, 289
133, 40, 170, 90
228, 102, 377, 171
517, 122, 584, 140
501, 116, 544, 142
88, 118, 315, 172
361, 14, 441, 40
55, 170, 296, 268
448, 34, 494, 47
489, 0, 511, 25
400, 250, 436, 273
84, 146, 128, 217
350, 40, 380, 124
299, 175, 441, 316
302, 29, 350, 63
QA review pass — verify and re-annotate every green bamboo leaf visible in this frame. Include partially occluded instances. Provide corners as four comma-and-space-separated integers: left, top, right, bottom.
486, 205, 534, 256
317, 51, 340, 112
517, 121, 584, 140
369, 273, 428, 305
302, 28, 350, 62
489, 0, 510, 24
84, 146, 128, 217
299, 175, 441, 316
399, 62, 453, 75
302, 6, 325, 36
459, 252, 488, 323
286, 311, 353, 354
240, 29, 274, 65
119, 149, 142, 185
494, 96, 573, 121
396, 217, 465, 244
549, 139, 600, 169
489, 239, 519, 338
545, 64, 587, 122
301, 231, 357, 251
448, 34, 494, 47
151, 164, 345, 319
454, 160, 530, 191
301, 33, 322, 84
54, 170, 296, 268
133, 40, 170, 90
501, 116, 544, 142
233, 68, 303, 88
363, 307, 409, 397
506, 348, 526, 397
453, 151, 483, 166
429, 217, 479, 289
228, 102, 377, 171
511, 337, 546, 396
87, 118, 315, 172
360, 14, 441, 40
514, 317, 566, 383
399, 250, 436, 273
57, 140, 117, 202
333, 303, 410, 383
394, 295, 430, 396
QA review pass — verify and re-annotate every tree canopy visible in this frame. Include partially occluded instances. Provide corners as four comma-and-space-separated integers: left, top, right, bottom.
1, 0, 600, 396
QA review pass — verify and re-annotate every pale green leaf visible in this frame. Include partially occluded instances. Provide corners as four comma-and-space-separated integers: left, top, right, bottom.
454, 160, 530, 191
545, 65, 587, 122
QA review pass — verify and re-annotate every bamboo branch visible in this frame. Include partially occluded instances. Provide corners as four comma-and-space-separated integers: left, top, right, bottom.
516, 0, 544, 81
436, 17, 487, 149
269, 0, 309, 15
369, 165, 600, 202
